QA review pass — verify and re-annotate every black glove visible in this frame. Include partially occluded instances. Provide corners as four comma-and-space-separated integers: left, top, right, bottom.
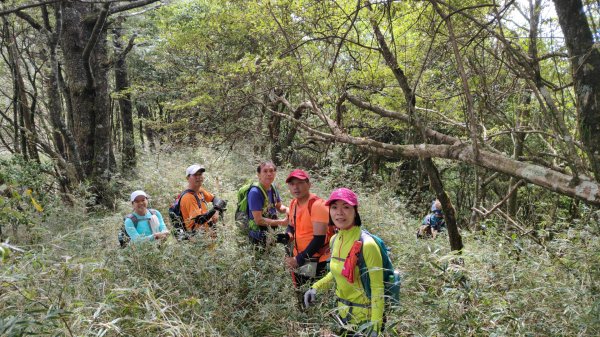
194, 209, 216, 224
276, 233, 290, 244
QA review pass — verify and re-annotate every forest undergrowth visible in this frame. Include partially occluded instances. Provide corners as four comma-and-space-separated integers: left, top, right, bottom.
1, 147, 599, 336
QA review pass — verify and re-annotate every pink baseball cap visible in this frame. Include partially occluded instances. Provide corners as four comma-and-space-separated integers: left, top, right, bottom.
325, 188, 358, 206
286, 169, 310, 183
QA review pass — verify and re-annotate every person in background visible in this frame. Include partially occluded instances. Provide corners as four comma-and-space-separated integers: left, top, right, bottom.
180, 164, 220, 237
124, 190, 169, 243
417, 199, 446, 239
247, 161, 288, 245
304, 188, 384, 336
281, 169, 333, 296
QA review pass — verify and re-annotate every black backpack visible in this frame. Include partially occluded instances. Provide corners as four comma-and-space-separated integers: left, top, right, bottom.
118, 209, 158, 248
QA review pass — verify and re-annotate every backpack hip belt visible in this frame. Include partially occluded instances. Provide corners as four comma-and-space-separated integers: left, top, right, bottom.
337, 297, 370, 308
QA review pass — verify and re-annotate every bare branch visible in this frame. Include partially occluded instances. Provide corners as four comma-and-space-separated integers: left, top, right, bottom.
329, 0, 362, 74
431, 0, 480, 159
14, 10, 42, 30
345, 93, 461, 145
115, 34, 137, 61
108, 0, 161, 15
113, 2, 162, 18
0, 0, 59, 16
477, 180, 525, 218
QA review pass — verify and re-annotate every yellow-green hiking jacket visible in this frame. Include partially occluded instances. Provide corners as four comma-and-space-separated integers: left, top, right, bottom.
312, 225, 384, 333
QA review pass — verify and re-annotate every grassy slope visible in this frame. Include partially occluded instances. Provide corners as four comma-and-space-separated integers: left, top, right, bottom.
1, 148, 598, 336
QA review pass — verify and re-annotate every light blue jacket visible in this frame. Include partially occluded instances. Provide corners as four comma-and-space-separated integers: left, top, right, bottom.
124, 209, 167, 243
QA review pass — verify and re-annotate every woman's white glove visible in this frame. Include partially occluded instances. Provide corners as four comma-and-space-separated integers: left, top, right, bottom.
303, 288, 317, 308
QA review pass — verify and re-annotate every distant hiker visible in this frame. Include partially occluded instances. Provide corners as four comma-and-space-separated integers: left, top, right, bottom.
247, 161, 288, 245
304, 188, 386, 336
417, 199, 446, 239
281, 169, 335, 293
119, 190, 169, 246
177, 164, 222, 238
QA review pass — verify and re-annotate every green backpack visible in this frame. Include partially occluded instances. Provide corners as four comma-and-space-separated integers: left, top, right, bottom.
235, 182, 278, 233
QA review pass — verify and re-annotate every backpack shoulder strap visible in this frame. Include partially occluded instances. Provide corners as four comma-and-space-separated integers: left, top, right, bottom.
198, 188, 209, 202
180, 189, 203, 208
358, 230, 379, 262
245, 183, 268, 217
330, 232, 340, 249
291, 195, 320, 226
290, 198, 298, 227
251, 182, 268, 199
252, 183, 274, 212
125, 213, 138, 226
358, 230, 368, 253
126, 210, 157, 226
178, 189, 193, 203
307, 194, 320, 215
181, 189, 195, 196
358, 230, 374, 298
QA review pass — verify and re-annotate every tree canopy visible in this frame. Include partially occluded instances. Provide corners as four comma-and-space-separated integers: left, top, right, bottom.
0, 0, 598, 231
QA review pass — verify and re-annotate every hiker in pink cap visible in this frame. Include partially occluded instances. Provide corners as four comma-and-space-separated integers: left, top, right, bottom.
304, 187, 385, 336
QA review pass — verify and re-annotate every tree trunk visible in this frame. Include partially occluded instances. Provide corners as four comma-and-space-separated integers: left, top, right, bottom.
44, 3, 83, 183
508, 0, 541, 216
367, 12, 463, 251
422, 158, 463, 251
508, 95, 529, 216
60, 2, 115, 206
553, 0, 600, 181
265, 94, 315, 164
136, 103, 155, 151
4, 18, 39, 162
268, 104, 282, 166
113, 27, 136, 175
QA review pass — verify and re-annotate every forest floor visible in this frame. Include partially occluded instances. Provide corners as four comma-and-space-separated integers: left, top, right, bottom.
1, 147, 598, 336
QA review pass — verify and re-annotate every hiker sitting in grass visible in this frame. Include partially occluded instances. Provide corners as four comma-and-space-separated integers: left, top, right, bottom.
281, 169, 334, 292
180, 164, 220, 237
417, 199, 446, 239
248, 161, 288, 245
123, 190, 169, 244
304, 188, 384, 336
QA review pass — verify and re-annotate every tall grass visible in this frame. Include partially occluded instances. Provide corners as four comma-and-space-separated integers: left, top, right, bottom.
1, 147, 598, 336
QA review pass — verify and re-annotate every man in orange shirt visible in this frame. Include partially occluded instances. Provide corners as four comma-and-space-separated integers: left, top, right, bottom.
283, 169, 334, 288
180, 164, 220, 235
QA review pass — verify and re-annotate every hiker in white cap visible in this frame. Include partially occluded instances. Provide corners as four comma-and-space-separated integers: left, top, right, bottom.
176, 164, 221, 236
119, 190, 169, 246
